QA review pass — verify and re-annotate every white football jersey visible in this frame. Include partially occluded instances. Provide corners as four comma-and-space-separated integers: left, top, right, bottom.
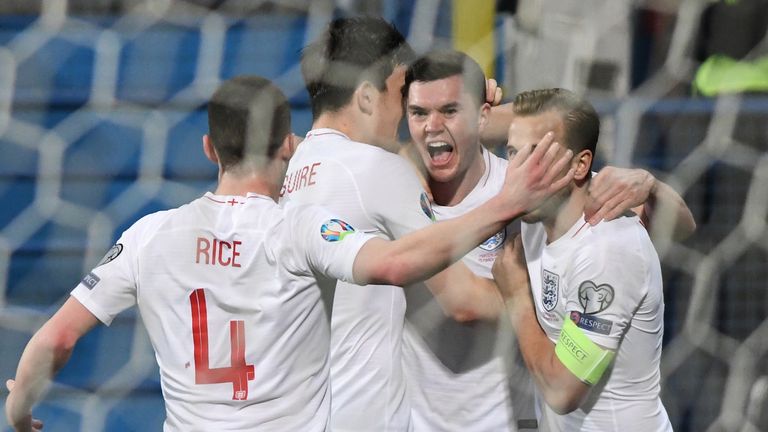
403, 148, 537, 431
280, 129, 434, 431
71, 192, 374, 431
521, 215, 672, 432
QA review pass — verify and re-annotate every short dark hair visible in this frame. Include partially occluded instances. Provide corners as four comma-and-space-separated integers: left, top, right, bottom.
403, 50, 487, 106
512, 88, 600, 157
207, 76, 291, 171
301, 16, 415, 119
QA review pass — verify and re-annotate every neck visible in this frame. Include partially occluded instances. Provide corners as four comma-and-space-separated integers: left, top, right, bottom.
312, 110, 400, 153
213, 163, 284, 201
430, 146, 487, 206
313, 109, 369, 144
542, 182, 589, 243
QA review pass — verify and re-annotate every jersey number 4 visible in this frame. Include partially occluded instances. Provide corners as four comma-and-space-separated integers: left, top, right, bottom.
189, 288, 255, 400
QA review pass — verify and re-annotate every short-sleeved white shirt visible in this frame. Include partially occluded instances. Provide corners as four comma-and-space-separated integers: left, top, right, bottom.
402, 148, 536, 431
280, 129, 434, 431
71, 192, 373, 431
521, 215, 672, 432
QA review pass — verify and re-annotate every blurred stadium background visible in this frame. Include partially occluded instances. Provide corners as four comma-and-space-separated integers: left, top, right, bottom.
0, 0, 766, 430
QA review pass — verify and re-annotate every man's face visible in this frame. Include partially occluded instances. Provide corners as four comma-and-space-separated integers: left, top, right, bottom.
506, 110, 570, 223
373, 66, 407, 146
406, 75, 487, 184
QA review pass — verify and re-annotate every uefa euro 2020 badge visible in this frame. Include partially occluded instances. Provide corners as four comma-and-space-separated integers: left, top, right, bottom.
321, 219, 356, 242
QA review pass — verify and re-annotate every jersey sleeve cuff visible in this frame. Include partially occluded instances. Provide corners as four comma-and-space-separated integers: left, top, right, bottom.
339, 232, 376, 284
70, 286, 115, 326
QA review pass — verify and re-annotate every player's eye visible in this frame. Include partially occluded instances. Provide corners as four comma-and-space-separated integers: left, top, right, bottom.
409, 109, 427, 118
506, 147, 518, 159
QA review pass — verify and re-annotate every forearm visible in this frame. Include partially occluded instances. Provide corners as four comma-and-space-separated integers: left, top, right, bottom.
646, 178, 696, 241
505, 293, 588, 413
492, 236, 590, 412
425, 264, 503, 322
6, 298, 98, 428
357, 195, 517, 286
5, 324, 73, 426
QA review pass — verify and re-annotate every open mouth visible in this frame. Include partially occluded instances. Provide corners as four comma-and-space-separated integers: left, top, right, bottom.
427, 141, 454, 164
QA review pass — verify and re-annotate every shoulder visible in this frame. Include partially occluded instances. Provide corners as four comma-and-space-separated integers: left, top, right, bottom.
354, 142, 418, 173
488, 148, 509, 168
122, 208, 178, 242
571, 215, 653, 277
586, 214, 649, 253
281, 202, 333, 227
294, 138, 418, 183
486, 149, 508, 181
348, 146, 426, 191
280, 202, 364, 243
471, 148, 508, 199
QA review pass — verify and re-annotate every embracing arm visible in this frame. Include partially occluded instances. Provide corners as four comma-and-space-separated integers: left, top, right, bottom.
480, 98, 696, 242
352, 196, 508, 321
353, 194, 511, 287
640, 175, 696, 241
585, 167, 696, 242
356, 132, 575, 321
5, 298, 99, 432
476, 83, 695, 242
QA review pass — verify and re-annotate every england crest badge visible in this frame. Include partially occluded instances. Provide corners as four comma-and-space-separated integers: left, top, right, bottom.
541, 269, 559, 311
479, 229, 506, 251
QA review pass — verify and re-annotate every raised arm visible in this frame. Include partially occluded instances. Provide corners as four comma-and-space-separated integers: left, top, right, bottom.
5, 298, 99, 432
352, 203, 506, 321
477, 91, 696, 243
355, 131, 575, 320
584, 166, 696, 241
481, 102, 516, 148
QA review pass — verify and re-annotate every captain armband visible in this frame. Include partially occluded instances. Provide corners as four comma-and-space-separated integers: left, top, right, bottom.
555, 319, 615, 386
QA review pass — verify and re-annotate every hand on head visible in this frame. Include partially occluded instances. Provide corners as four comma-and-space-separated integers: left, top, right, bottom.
485, 78, 503, 106
502, 130, 575, 216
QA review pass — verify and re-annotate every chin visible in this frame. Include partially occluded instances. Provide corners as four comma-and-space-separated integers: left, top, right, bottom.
426, 166, 458, 184
522, 212, 543, 224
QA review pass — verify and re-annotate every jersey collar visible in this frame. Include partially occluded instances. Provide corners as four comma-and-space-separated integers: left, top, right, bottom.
305, 128, 351, 141
203, 191, 273, 205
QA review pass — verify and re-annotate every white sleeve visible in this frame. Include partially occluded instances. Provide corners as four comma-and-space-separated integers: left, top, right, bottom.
284, 204, 376, 284
70, 219, 147, 326
561, 232, 649, 350
356, 153, 434, 239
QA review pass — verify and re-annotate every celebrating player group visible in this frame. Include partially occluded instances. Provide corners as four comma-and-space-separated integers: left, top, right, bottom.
5, 15, 695, 432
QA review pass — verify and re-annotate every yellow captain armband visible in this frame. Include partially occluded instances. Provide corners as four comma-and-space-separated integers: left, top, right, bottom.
555, 318, 615, 386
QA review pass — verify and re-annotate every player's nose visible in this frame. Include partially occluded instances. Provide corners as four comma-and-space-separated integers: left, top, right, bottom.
425, 112, 443, 133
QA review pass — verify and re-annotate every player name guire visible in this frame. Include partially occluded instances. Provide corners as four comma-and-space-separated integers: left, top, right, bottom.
196, 236, 242, 267
281, 162, 321, 196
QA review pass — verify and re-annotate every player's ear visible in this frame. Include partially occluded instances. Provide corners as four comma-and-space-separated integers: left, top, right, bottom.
477, 102, 491, 132
202, 134, 219, 164
277, 133, 296, 162
573, 149, 593, 181
357, 81, 376, 115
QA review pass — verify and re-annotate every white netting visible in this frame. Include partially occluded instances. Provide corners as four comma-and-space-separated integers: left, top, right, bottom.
0, 1, 766, 431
